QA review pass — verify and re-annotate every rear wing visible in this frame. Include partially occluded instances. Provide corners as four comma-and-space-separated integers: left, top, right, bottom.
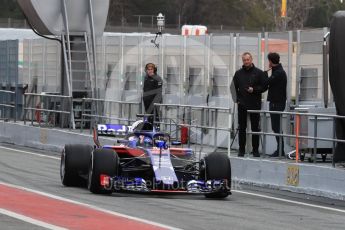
93, 124, 128, 147
97, 124, 128, 136
92, 115, 155, 147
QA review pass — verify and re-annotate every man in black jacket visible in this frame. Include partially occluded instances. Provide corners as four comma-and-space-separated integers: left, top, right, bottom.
264, 52, 287, 157
143, 63, 163, 125
232, 52, 267, 157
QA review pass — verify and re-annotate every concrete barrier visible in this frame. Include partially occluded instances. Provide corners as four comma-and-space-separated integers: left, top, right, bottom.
232, 158, 345, 200
0, 121, 114, 152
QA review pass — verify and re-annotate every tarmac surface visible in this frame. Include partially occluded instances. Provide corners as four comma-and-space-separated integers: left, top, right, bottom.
1, 143, 345, 230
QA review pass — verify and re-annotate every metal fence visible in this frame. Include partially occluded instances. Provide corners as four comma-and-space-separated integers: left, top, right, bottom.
80, 98, 141, 133
0, 89, 16, 121
247, 109, 345, 166
23, 93, 72, 128
1, 28, 330, 109
2, 89, 343, 167
154, 103, 232, 156
1, 27, 341, 167
22, 39, 62, 93
296, 28, 330, 106
0, 17, 268, 34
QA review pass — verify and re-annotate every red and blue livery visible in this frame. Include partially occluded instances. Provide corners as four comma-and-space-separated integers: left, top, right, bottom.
60, 116, 231, 198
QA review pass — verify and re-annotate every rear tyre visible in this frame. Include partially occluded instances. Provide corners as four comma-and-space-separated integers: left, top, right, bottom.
60, 144, 93, 186
201, 152, 231, 198
88, 148, 119, 194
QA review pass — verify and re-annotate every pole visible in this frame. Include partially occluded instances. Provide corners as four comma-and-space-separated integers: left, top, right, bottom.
295, 114, 300, 163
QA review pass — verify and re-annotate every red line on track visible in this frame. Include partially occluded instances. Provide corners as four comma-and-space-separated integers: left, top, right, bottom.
0, 184, 166, 230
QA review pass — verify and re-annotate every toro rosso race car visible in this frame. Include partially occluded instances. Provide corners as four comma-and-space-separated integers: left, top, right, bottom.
60, 115, 231, 198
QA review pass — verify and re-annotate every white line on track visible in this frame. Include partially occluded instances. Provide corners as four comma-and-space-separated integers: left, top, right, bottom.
0, 208, 68, 230
0, 145, 60, 160
233, 190, 345, 214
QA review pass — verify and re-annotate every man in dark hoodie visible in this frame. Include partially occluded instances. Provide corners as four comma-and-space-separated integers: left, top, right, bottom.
232, 52, 267, 157
264, 52, 287, 157
143, 63, 163, 125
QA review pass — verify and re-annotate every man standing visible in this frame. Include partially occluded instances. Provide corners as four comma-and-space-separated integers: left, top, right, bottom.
143, 63, 163, 125
264, 52, 287, 157
232, 52, 266, 157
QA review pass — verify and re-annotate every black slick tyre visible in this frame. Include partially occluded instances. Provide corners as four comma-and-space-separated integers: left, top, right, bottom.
88, 148, 119, 194
60, 144, 93, 186
201, 152, 231, 198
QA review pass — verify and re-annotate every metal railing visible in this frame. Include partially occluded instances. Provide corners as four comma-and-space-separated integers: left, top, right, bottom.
154, 103, 232, 157
23, 93, 72, 128
16, 94, 345, 167
80, 98, 141, 133
248, 110, 345, 167
0, 90, 17, 122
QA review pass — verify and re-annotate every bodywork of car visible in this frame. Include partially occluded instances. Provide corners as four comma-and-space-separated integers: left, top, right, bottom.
61, 117, 231, 198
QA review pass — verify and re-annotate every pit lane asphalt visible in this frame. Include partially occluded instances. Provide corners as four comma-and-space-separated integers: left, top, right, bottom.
1, 143, 345, 230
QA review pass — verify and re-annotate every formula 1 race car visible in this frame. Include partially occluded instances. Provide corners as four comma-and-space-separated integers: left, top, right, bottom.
60, 116, 231, 198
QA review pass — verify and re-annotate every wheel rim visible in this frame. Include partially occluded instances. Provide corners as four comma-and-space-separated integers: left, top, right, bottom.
60, 149, 66, 181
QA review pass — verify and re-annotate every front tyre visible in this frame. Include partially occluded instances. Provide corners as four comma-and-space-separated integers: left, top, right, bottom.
201, 152, 231, 198
88, 148, 119, 194
60, 144, 93, 186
